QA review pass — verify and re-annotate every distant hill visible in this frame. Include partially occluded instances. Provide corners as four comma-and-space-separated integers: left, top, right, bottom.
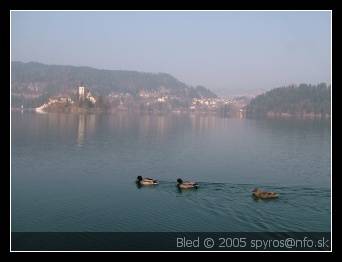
11, 61, 217, 107
246, 83, 331, 118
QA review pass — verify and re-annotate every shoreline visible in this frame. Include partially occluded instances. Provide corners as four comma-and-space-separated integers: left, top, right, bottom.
11, 107, 331, 121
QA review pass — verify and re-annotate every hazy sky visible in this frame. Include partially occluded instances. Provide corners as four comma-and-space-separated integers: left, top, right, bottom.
11, 11, 331, 95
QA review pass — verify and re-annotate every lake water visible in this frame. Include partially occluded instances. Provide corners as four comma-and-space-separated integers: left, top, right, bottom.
11, 112, 331, 232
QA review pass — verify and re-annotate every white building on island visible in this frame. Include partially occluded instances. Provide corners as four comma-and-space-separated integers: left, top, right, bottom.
86, 92, 96, 104
78, 85, 96, 104
78, 86, 85, 100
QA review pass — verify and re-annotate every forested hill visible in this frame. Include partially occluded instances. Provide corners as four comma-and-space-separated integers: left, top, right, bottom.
11, 61, 217, 107
246, 83, 331, 118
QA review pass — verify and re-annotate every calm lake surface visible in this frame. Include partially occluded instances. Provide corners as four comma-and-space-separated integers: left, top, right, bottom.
11, 112, 331, 232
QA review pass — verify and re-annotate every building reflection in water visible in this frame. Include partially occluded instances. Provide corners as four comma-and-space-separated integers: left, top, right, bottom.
190, 114, 218, 133
156, 115, 166, 138
139, 114, 167, 140
77, 114, 86, 146
76, 114, 98, 146
87, 114, 96, 136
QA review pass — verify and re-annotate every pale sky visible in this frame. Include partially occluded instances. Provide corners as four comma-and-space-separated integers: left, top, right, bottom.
11, 11, 331, 96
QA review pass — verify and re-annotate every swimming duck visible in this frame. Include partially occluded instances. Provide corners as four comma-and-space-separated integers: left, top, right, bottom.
177, 178, 199, 189
252, 188, 279, 199
136, 176, 159, 185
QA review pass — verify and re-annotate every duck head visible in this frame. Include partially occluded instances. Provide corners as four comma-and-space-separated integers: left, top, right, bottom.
252, 188, 260, 193
177, 178, 183, 184
137, 176, 143, 181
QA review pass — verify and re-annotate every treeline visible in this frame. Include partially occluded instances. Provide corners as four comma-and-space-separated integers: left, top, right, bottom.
246, 83, 331, 118
11, 61, 217, 108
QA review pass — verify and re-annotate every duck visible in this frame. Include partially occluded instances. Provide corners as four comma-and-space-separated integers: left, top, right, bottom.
252, 188, 279, 199
177, 178, 199, 189
136, 176, 159, 186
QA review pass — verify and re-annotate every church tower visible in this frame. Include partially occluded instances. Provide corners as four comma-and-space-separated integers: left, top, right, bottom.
78, 85, 85, 100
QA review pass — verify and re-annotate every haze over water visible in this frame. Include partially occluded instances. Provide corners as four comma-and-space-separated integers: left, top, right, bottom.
11, 11, 331, 95
11, 112, 331, 232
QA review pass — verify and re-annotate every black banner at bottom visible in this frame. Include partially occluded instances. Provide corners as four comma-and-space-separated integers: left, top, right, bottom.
11, 232, 331, 251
